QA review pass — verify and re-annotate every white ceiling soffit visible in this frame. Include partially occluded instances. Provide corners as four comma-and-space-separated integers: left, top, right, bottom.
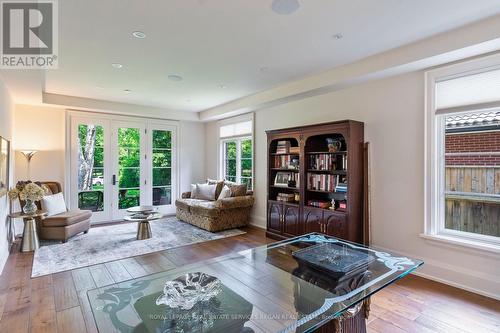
199, 14, 500, 121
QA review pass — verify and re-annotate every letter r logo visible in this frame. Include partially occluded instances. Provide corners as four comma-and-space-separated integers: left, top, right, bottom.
2, 2, 53, 54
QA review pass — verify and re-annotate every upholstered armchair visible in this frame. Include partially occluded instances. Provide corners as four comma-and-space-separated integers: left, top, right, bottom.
36, 181, 92, 242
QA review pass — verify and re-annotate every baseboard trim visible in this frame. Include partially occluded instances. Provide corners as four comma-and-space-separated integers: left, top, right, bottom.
374, 244, 499, 301
410, 270, 500, 301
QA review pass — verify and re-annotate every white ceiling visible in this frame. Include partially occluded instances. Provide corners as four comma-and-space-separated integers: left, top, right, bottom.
3, 0, 500, 113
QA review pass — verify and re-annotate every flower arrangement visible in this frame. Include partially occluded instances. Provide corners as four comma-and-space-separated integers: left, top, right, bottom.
8, 181, 47, 214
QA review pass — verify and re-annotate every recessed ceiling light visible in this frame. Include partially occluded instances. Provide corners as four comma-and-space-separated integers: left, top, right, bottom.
332, 33, 343, 40
124, 89, 132, 93
219, 84, 227, 89
271, 0, 300, 15
111, 63, 123, 69
259, 66, 269, 72
168, 74, 183, 82
132, 31, 146, 39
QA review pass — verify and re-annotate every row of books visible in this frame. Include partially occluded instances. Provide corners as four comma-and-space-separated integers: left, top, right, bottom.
276, 193, 296, 202
275, 140, 300, 154
309, 154, 347, 171
308, 173, 338, 192
307, 173, 348, 192
273, 155, 298, 169
276, 140, 291, 154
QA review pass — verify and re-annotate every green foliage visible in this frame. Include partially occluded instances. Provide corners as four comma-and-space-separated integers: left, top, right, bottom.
78, 127, 173, 209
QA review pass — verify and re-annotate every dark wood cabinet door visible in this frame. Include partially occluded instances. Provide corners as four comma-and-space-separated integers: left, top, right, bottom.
267, 201, 283, 234
303, 207, 323, 233
283, 204, 300, 237
323, 211, 347, 239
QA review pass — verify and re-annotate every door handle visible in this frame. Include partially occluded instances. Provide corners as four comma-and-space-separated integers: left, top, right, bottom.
112, 174, 116, 185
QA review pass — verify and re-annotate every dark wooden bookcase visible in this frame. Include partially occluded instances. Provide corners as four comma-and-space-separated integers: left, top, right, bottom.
266, 120, 365, 243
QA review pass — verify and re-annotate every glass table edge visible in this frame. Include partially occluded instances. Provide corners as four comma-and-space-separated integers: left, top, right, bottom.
298, 262, 424, 333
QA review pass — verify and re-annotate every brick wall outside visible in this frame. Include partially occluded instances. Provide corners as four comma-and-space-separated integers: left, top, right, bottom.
445, 130, 500, 166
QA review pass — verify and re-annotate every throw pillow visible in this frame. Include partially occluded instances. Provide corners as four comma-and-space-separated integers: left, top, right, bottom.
195, 183, 217, 200
226, 183, 247, 197
207, 178, 225, 198
217, 185, 232, 200
190, 184, 198, 198
41, 192, 67, 216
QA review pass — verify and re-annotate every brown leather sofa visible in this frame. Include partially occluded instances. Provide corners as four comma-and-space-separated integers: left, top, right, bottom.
35, 182, 92, 242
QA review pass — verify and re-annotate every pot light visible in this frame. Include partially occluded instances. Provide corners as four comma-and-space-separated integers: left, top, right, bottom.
332, 33, 343, 40
124, 89, 132, 93
132, 31, 146, 39
271, 0, 300, 15
259, 66, 269, 72
219, 84, 227, 89
111, 63, 123, 69
168, 74, 183, 82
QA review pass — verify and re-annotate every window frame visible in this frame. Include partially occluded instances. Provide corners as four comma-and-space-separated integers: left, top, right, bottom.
221, 136, 253, 189
424, 53, 500, 252
217, 114, 254, 190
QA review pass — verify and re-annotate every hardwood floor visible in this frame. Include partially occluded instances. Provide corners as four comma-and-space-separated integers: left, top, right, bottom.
0, 226, 498, 333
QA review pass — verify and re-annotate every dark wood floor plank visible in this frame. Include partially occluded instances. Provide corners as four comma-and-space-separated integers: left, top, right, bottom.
29, 285, 57, 333
104, 261, 133, 283
89, 264, 114, 288
72, 268, 97, 292
56, 306, 87, 333
119, 257, 148, 278
53, 271, 79, 311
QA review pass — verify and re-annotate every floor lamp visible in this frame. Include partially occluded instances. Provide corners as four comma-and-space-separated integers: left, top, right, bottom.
20, 150, 37, 180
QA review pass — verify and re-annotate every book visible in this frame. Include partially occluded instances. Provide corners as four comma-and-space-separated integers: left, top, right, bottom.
276, 140, 291, 154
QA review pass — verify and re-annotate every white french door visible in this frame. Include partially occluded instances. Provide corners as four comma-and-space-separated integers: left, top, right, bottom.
69, 113, 177, 223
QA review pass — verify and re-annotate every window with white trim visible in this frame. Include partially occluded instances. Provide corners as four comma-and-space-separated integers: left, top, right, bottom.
425, 54, 500, 250
219, 117, 254, 190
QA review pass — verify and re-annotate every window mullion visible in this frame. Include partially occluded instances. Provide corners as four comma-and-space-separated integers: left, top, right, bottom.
236, 139, 242, 183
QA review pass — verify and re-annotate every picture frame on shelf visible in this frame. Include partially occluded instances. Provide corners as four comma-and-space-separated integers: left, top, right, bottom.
274, 171, 292, 187
0, 136, 10, 198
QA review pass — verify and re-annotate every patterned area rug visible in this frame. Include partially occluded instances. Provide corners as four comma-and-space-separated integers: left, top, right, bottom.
31, 217, 245, 278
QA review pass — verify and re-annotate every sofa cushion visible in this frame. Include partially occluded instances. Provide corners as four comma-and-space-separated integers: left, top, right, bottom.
42, 192, 67, 216
194, 183, 217, 200
217, 185, 232, 200
42, 209, 92, 227
207, 179, 225, 198
215, 195, 255, 209
176, 198, 207, 211
189, 200, 219, 217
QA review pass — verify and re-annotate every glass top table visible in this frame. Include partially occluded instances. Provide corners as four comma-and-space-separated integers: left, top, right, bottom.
87, 233, 423, 333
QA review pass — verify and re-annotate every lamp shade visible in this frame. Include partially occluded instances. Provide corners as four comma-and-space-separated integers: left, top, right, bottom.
20, 150, 37, 162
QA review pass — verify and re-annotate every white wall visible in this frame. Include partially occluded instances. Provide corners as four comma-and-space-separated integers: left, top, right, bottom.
14, 105, 66, 185
0, 79, 14, 274
205, 70, 500, 299
179, 121, 206, 192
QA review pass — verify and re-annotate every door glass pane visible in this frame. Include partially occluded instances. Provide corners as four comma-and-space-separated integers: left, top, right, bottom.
118, 128, 141, 209
152, 130, 172, 206
77, 124, 104, 212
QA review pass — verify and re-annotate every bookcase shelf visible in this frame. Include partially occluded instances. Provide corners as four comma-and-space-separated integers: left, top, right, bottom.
266, 120, 364, 243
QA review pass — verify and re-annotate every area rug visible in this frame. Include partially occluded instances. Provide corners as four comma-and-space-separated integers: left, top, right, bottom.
31, 217, 245, 277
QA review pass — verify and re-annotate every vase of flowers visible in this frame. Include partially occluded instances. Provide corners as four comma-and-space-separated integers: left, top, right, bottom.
8, 181, 46, 215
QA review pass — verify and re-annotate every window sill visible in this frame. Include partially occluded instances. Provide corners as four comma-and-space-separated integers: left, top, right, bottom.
419, 233, 500, 255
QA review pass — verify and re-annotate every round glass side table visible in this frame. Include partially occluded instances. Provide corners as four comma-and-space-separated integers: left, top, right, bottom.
9, 210, 48, 252
125, 206, 163, 240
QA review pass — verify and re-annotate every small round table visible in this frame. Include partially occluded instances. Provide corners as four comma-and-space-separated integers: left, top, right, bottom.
125, 206, 163, 240
9, 210, 48, 252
